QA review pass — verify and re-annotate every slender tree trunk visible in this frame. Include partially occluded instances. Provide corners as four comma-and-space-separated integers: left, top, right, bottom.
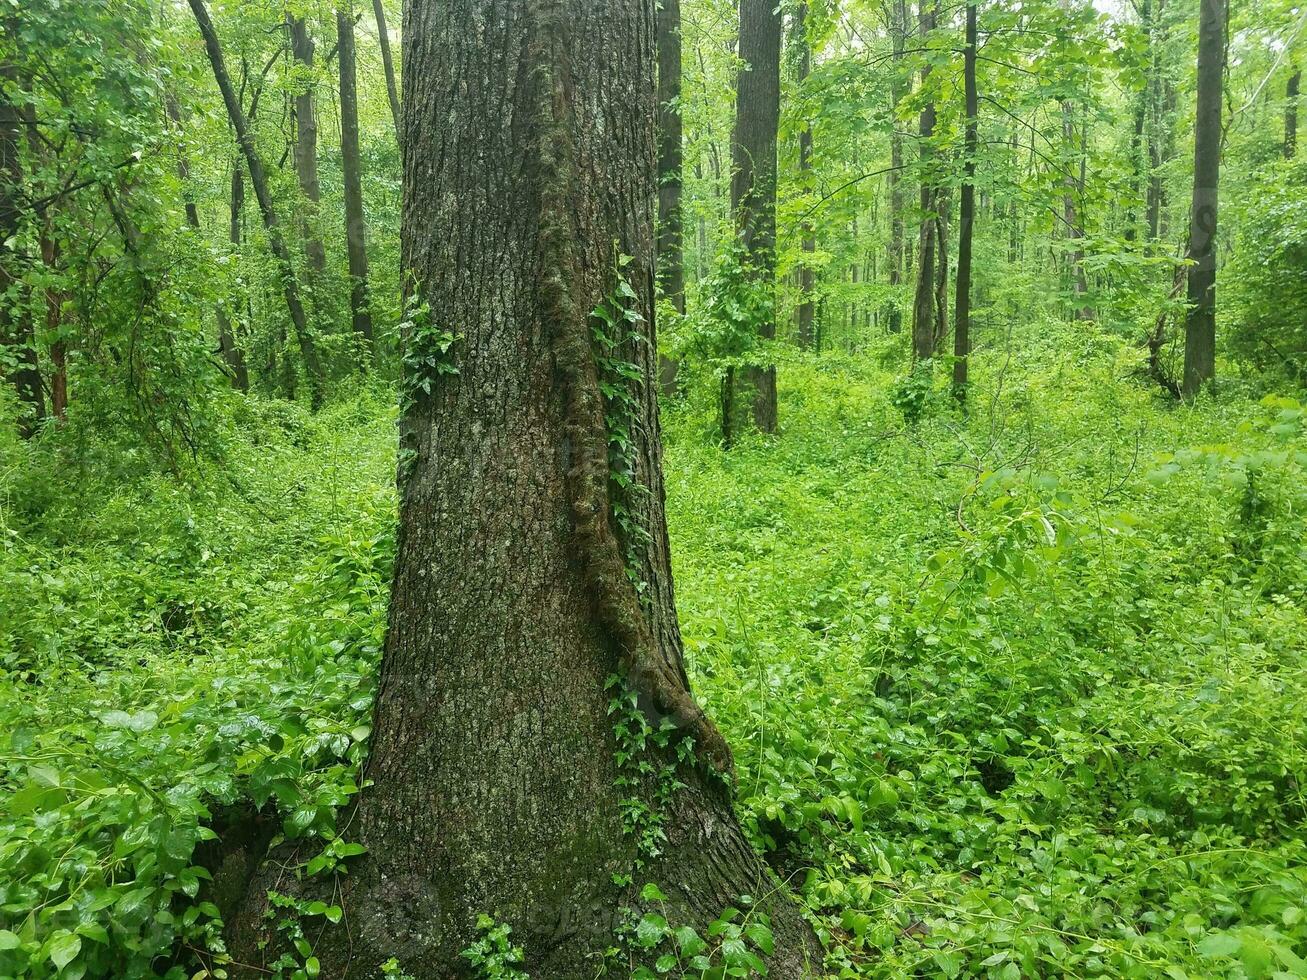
657, 0, 684, 392
371, 0, 402, 153
1286, 66, 1299, 158
21, 85, 66, 421
222, 1, 817, 975
887, 0, 907, 334
1182, 0, 1224, 397
0, 37, 44, 435
189, 0, 324, 408
934, 189, 949, 350
288, 13, 328, 277
165, 92, 201, 230
220, 161, 250, 391
953, 0, 978, 399
1061, 96, 1090, 318
794, 2, 816, 349
911, 0, 939, 362
338, 4, 374, 347
1145, 0, 1169, 245
169, 91, 247, 391
731, 0, 781, 433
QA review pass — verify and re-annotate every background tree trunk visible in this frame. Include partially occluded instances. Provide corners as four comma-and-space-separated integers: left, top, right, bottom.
887, 0, 907, 334
1286, 66, 1299, 159
0, 42, 45, 435
1182, 0, 1224, 397
371, 0, 402, 153
657, 0, 684, 392
288, 13, 328, 277
220, 160, 250, 391
731, 0, 781, 433
794, 2, 816, 349
190, 0, 324, 408
338, 4, 374, 348
222, 0, 817, 974
911, 0, 939, 361
953, 0, 978, 398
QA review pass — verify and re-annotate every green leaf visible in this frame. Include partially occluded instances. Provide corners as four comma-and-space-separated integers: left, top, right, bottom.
48, 931, 81, 971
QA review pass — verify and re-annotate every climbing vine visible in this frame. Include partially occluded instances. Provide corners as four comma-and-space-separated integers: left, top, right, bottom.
591, 249, 653, 594
606, 673, 694, 868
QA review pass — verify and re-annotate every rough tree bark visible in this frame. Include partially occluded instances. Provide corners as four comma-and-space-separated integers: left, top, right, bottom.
288, 13, 328, 277
953, 0, 978, 399
794, 2, 816, 349
1182, 0, 1224, 397
189, 0, 324, 408
371, 0, 402, 153
731, 0, 781, 433
0, 34, 44, 435
338, 4, 374, 347
911, 0, 939, 362
657, 0, 683, 392
220, 1, 818, 976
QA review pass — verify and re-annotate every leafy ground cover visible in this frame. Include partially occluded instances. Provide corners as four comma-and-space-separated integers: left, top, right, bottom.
2, 323, 1306, 978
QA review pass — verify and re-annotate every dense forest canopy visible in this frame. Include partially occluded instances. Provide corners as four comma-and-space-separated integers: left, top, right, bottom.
2, 0, 1307, 977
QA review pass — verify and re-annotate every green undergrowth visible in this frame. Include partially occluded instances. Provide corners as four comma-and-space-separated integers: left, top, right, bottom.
666, 323, 1307, 978
0, 394, 396, 978
2, 324, 1306, 978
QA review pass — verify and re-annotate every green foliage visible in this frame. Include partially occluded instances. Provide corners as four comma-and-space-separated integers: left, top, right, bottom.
606, 675, 693, 868
398, 287, 460, 412
675, 237, 776, 385
625, 884, 776, 980
1226, 158, 1307, 384
889, 359, 939, 424
459, 914, 529, 980
0, 395, 394, 978
592, 251, 653, 588
665, 322, 1307, 978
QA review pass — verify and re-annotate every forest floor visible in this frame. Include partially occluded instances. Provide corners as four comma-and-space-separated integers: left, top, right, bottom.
2, 320, 1306, 978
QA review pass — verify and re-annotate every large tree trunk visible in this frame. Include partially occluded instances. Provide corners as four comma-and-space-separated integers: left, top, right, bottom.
371, 0, 403, 153
731, 0, 781, 433
911, 0, 939, 362
1182, 0, 1224, 397
189, 0, 324, 408
656, 0, 683, 393
338, 4, 374, 348
222, 0, 816, 975
288, 13, 328, 277
794, 2, 816, 349
0, 37, 44, 435
953, 0, 978, 399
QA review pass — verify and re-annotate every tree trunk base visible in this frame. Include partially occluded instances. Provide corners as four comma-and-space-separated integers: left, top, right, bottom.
216, 777, 821, 979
